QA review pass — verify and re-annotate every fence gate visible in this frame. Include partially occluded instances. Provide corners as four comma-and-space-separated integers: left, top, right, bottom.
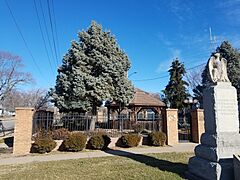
178, 111, 192, 142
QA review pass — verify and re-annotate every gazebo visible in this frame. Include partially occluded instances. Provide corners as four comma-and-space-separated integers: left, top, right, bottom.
106, 88, 166, 122
128, 88, 166, 121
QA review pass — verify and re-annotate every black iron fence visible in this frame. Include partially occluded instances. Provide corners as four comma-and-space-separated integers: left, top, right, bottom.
178, 111, 192, 142
32, 111, 163, 138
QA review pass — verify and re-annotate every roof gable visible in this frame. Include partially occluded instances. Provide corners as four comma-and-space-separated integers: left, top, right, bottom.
129, 88, 165, 107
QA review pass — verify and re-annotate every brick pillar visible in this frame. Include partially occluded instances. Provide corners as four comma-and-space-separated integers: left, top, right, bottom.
13, 107, 35, 155
191, 109, 204, 143
163, 108, 178, 146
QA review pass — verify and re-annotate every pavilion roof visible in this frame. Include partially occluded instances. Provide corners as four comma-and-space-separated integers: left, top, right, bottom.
129, 88, 165, 107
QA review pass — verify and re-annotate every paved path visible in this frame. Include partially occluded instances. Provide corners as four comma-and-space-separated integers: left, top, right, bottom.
0, 143, 197, 166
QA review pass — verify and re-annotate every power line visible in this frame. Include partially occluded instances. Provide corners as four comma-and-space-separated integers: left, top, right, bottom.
132, 75, 169, 82
33, 0, 55, 75
4, 0, 43, 76
186, 63, 206, 71
51, 0, 61, 61
132, 50, 210, 82
39, 0, 56, 67
132, 62, 206, 82
132, 50, 211, 82
47, 0, 59, 66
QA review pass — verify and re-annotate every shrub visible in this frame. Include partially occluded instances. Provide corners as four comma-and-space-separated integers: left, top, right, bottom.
60, 132, 87, 152
33, 128, 70, 141
132, 123, 144, 134
117, 134, 141, 147
32, 129, 50, 141
31, 137, 56, 154
88, 133, 111, 150
148, 132, 166, 146
50, 128, 70, 140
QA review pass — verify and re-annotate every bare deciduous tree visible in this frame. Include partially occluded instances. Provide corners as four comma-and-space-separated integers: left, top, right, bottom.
0, 51, 33, 101
185, 66, 204, 92
185, 66, 205, 108
149, 92, 161, 100
2, 89, 50, 111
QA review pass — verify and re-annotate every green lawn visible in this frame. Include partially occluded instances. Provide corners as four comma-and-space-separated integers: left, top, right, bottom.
0, 138, 4, 144
0, 152, 193, 180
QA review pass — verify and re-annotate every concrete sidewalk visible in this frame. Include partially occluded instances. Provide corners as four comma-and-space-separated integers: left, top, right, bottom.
0, 143, 197, 166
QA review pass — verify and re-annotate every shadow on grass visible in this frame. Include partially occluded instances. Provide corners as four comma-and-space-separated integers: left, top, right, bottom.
104, 149, 187, 178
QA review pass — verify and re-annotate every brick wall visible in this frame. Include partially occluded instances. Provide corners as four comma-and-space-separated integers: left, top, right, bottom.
13, 107, 34, 155
163, 108, 178, 146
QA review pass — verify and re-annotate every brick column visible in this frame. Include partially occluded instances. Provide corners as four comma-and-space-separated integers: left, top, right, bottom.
191, 109, 204, 143
163, 108, 178, 146
13, 107, 35, 155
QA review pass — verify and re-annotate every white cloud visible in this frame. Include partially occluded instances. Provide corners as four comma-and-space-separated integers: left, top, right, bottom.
218, 0, 240, 24
167, 0, 194, 23
171, 48, 181, 58
214, 33, 240, 48
156, 61, 171, 73
156, 33, 173, 46
156, 48, 181, 73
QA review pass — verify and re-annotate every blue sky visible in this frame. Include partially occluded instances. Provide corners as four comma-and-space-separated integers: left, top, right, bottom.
1, 0, 240, 94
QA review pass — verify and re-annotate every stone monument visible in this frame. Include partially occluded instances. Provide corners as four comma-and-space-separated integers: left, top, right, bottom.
186, 53, 240, 180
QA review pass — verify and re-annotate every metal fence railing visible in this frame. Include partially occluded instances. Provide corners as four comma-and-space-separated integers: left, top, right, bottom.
32, 111, 163, 138
178, 112, 192, 142
0, 116, 15, 137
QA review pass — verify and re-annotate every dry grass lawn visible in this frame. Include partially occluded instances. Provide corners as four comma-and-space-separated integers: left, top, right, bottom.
0, 152, 193, 180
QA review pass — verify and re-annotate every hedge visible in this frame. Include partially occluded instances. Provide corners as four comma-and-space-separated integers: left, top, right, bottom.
59, 132, 87, 152
31, 137, 56, 153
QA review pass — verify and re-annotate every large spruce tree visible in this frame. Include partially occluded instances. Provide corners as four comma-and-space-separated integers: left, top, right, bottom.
217, 41, 240, 100
163, 58, 189, 109
193, 41, 240, 104
50, 21, 134, 114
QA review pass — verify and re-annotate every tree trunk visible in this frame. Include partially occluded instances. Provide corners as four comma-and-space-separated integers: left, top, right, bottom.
89, 116, 96, 131
89, 105, 97, 131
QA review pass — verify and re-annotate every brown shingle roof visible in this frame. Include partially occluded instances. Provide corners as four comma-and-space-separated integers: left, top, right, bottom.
129, 88, 165, 107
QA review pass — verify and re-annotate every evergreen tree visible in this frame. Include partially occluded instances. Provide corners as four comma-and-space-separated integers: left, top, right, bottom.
216, 41, 240, 101
50, 21, 134, 114
193, 41, 240, 104
163, 58, 189, 109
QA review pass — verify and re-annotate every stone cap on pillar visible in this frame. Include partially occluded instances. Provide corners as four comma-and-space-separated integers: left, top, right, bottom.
15, 107, 35, 110
192, 109, 204, 112
165, 108, 178, 111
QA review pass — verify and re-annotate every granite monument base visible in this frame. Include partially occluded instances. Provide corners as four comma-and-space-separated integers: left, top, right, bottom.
186, 157, 233, 180
187, 82, 240, 180
186, 132, 240, 180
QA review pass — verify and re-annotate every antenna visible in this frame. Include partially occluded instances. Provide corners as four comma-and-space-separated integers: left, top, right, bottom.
209, 27, 212, 41
209, 27, 213, 52
209, 27, 217, 53
213, 36, 217, 50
